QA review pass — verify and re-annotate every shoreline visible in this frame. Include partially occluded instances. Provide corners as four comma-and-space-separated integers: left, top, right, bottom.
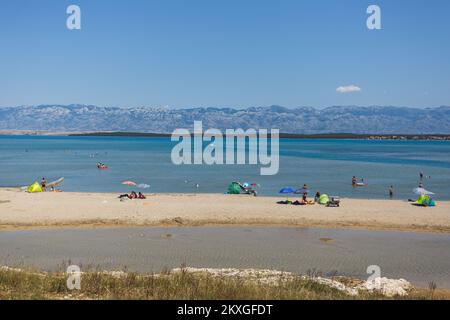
2, 130, 450, 141
1, 189, 449, 234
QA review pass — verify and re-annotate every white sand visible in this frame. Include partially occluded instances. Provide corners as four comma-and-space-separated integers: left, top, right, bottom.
0, 188, 449, 233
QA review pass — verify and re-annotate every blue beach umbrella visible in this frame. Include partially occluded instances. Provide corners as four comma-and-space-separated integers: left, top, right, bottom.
279, 187, 296, 194
279, 187, 296, 201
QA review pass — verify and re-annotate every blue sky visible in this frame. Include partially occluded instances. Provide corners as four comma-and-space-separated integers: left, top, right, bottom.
0, 0, 449, 108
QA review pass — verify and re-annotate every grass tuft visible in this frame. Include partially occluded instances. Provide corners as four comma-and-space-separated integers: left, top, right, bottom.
0, 267, 449, 300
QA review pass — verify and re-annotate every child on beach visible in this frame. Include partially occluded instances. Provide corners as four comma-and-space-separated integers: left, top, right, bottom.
41, 178, 47, 191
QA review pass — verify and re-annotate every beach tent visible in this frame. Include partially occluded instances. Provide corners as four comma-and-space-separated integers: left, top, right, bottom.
227, 182, 241, 194
27, 182, 43, 193
414, 194, 436, 207
318, 194, 330, 205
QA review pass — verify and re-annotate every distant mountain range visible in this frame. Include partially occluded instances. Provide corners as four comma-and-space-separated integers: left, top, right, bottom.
1, 104, 450, 134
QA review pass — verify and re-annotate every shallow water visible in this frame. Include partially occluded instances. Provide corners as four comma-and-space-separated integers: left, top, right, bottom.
0, 136, 449, 199
1, 227, 449, 288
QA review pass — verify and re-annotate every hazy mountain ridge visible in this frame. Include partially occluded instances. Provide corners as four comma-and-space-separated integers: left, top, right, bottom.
1, 105, 450, 134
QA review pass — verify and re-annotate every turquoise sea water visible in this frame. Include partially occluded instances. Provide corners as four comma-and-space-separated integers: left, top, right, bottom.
0, 135, 449, 199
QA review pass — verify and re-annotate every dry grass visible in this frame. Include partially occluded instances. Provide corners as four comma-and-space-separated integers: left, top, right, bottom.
1, 267, 448, 300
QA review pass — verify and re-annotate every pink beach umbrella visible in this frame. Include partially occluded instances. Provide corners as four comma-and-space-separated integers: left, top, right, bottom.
122, 181, 137, 186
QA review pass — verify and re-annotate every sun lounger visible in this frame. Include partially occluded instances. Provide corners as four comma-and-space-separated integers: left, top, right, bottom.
326, 197, 340, 207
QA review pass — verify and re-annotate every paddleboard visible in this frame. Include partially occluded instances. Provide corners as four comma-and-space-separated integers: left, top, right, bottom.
47, 177, 64, 188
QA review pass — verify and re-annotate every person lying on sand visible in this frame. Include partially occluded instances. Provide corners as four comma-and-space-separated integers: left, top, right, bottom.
119, 191, 146, 200
118, 191, 137, 199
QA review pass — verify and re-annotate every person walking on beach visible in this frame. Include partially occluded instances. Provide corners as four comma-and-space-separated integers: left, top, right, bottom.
389, 185, 394, 199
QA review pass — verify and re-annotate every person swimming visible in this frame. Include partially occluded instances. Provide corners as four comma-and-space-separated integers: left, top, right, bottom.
97, 162, 108, 169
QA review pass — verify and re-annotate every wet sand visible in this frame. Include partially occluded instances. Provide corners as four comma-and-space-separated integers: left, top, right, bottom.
1, 188, 449, 233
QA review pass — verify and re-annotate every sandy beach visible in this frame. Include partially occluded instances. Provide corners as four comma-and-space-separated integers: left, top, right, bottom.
0, 188, 449, 233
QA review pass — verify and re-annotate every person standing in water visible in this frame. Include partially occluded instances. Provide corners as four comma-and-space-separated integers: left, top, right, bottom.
389, 185, 394, 199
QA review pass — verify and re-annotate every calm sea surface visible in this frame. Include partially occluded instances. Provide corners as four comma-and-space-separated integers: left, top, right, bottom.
0, 135, 449, 199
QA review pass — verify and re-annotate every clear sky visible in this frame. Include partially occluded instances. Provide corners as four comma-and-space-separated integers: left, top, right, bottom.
0, 0, 449, 108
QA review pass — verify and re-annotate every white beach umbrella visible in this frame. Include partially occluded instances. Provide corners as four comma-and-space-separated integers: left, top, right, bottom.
413, 187, 435, 196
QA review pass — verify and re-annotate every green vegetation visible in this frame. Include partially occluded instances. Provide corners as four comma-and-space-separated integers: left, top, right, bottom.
0, 267, 448, 300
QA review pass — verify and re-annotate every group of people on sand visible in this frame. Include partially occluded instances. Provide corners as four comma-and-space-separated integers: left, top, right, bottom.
299, 184, 325, 204
278, 183, 339, 206
291, 184, 324, 205
118, 191, 146, 200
